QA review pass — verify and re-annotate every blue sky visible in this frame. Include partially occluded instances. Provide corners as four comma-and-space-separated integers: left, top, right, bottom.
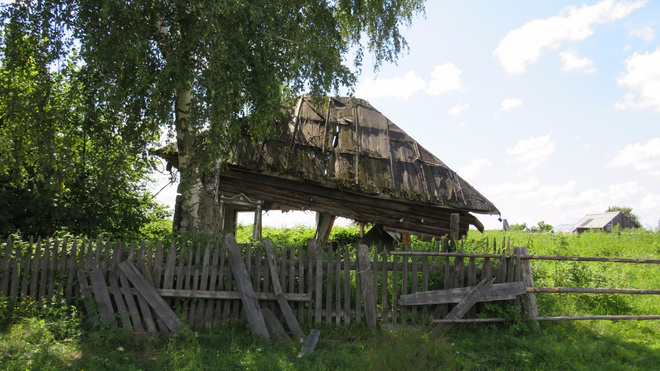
154, 0, 660, 230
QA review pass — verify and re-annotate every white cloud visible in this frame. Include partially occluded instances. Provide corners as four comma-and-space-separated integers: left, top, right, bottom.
427, 63, 468, 95
355, 71, 426, 100
448, 103, 470, 116
458, 159, 492, 180
498, 98, 523, 112
559, 50, 597, 73
505, 134, 556, 173
607, 138, 660, 176
630, 26, 655, 42
615, 46, 660, 111
484, 177, 656, 227
494, 0, 646, 74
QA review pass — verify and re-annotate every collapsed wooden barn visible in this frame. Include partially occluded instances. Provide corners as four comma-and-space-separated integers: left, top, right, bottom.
158, 96, 499, 243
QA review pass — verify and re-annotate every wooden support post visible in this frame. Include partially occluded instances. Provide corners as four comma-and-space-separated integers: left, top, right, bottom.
357, 244, 377, 329
224, 234, 270, 341
518, 246, 540, 331
315, 212, 336, 248
264, 241, 304, 338
449, 213, 460, 250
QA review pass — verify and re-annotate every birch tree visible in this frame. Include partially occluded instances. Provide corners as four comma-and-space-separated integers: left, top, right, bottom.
1, 0, 425, 234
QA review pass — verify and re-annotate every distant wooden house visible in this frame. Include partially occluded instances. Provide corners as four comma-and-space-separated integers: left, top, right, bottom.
573, 211, 637, 233
158, 96, 499, 244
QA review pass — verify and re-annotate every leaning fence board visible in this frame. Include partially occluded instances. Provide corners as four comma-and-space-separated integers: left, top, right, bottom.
89, 267, 118, 328
357, 244, 377, 329
401, 281, 526, 306
118, 260, 182, 333
264, 241, 303, 338
224, 234, 269, 341
108, 271, 132, 329
117, 269, 145, 332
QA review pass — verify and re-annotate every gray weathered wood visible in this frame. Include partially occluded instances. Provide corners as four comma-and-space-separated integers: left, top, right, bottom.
298, 329, 322, 357
65, 239, 78, 305
335, 247, 341, 324
20, 240, 33, 300
325, 245, 333, 323
225, 234, 270, 341
392, 253, 398, 323
518, 246, 540, 331
108, 271, 132, 329
29, 239, 42, 299
0, 236, 13, 295
400, 281, 526, 305
433, 315, 660, 323
204, 243, 221, 326
264, 240, 304, 338
117, 269, 146, 332
357, 244, 377, 329
261, 307, 290, 341
118, 260, 183, 333
89, 267, 118, 328
430, 277, 495, 335
314, 240, 323, 324
343, 245, 351, 324
382, 249, 389, 323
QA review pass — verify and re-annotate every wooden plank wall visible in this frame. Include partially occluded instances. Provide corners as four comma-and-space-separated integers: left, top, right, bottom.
0, 235, 518, 327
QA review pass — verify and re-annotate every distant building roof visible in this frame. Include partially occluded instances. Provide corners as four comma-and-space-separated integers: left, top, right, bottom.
552, 224, 576, 233
573, 211, 622, 229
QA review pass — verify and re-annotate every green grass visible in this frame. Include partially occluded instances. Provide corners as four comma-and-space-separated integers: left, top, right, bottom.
2, 228, 659, 370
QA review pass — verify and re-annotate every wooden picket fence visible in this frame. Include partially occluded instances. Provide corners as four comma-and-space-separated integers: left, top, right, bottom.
0, 234, 529, 331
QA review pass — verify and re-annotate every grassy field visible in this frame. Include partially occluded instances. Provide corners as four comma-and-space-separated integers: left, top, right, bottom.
1, 228, 659, 370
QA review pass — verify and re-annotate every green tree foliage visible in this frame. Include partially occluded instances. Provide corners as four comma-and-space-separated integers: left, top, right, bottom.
0, 3, 164, 238
606, 206, 642, 228
1, 0, 426, 234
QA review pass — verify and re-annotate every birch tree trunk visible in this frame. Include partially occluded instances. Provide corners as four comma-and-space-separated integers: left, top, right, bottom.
174, 89, 223, 235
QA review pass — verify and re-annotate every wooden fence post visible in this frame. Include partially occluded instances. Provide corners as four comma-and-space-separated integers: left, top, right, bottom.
357, 244, 377, 329
518, 246, 540, 331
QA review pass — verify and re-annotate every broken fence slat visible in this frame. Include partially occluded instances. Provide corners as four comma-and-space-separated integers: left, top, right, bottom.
224, 234, 270, 342
430, 277, 495, 335
400, 281, 526, 306
264, 240, 304, 338
298, 329, 322, 357
117, 268, 145, 332
117, 260, 183, 333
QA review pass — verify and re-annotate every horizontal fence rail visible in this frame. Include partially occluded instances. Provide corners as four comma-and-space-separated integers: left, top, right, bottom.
391, 251, 660, 264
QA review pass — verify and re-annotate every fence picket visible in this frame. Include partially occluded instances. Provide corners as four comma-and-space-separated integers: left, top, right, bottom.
381, 249, 388, 323
343, 245, 351, 324
29, 239, 41, 299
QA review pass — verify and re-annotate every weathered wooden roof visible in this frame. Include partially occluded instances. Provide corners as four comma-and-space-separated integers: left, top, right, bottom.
234, 96, 497, 213
160, 96, 499, 236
